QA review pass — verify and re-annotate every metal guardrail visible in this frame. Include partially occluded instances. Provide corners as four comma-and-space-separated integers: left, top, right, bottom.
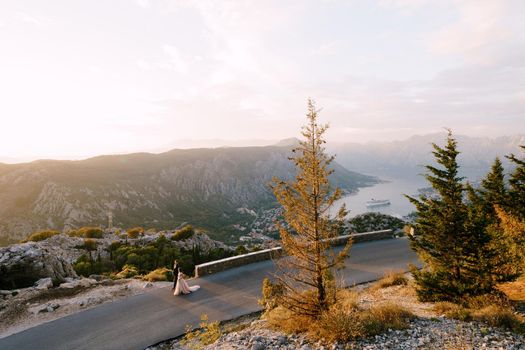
194, 229, 393, 277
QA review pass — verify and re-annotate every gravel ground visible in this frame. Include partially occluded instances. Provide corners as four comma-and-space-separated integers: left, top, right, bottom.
149, 317, 524, 350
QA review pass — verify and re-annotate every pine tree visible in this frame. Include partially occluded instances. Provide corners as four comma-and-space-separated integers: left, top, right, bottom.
464, 184, 510, 291
271, 99, 350, 318
465, 158, 516, 286
406, 130, 480, 301
507, 146, 525, 220
478, 157, 508, 219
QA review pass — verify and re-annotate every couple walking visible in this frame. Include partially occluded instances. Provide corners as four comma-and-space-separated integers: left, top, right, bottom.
172, 260, 200, 296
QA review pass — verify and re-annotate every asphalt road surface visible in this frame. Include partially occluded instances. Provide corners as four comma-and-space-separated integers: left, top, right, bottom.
0, 237, 418, 350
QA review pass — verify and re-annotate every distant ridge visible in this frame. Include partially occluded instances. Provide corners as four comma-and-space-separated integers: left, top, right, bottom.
273, 138, 301, 147
329, 133, 525, 179
0, 143, 377, 245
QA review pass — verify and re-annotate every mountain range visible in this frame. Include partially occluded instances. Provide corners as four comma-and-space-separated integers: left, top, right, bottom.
329, 133, 525, 180
0, 144, 377, 246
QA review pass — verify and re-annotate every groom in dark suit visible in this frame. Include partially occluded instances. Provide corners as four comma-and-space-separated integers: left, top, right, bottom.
172, 260, 180, 290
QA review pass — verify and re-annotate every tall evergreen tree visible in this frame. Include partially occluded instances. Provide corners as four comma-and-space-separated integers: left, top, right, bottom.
406, 131, 483, 301
478, 157, 508, 219
507, 146, 525, 220
271, 99, 350, 318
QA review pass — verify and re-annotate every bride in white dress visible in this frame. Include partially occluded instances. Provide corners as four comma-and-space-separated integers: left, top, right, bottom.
173, 271, 200, 295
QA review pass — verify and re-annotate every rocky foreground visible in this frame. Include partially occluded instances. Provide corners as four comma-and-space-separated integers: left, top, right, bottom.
186, 317, 524, 350
148, 280, 525, 350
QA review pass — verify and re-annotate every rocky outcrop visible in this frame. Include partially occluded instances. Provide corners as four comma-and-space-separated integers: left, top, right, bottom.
0, 242, 77, 289
0, 230, 231, 290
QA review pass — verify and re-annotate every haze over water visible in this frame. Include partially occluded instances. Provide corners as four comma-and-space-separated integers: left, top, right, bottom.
337, 176, 427, 219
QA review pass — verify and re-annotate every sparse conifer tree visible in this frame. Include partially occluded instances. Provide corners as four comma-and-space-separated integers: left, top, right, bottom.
271, 99, 350, 318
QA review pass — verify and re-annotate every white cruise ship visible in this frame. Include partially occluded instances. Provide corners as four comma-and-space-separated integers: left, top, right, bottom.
365, 199, 391, 207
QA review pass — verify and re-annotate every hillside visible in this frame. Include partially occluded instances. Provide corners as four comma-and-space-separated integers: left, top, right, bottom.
0, 145, 377, 245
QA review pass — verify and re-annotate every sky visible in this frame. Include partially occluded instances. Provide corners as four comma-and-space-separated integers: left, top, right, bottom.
0, 0, 524, 161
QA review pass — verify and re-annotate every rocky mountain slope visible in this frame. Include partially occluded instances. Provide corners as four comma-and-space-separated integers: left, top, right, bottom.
0, 145, 376, 244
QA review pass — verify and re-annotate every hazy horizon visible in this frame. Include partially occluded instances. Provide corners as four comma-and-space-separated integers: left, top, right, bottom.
1, 131, 524, 164
1, 0, 524, 159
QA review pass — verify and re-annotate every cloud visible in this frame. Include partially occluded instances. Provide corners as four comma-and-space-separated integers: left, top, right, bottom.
162, 44, 189, 74
14, 12, 50, 27
135, 45, 190, 74
135, 0, 151, 8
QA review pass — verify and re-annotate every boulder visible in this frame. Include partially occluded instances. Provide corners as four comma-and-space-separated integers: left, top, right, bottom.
0, 242, 77, 290
59, 278, 96, 289
35, 277, 53, 290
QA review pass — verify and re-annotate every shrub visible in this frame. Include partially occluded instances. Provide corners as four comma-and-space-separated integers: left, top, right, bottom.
182, 314, 221, 349
235, 245, 248, 255
473, 305, 525, 334
23, 230, 61, 242
83, 238, 98, 252
143, 268, 172, 282
266, 289, 414, 342
68, 227, 104, 238
172, 225, 195, 241
127, 227, 144, 239
265, 306, 311, 335
66, 230, 80, 237
435, 297, 525, 334
361, 303, 415, 335
259, 278, 284, 311
116, 264, 139, 279
317, 307, 363, 342
372, 270, 408, 290
78, 227, 104, 238
73, 261, 93, 277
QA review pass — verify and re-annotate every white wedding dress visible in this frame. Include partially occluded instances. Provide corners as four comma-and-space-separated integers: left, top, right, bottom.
173, 271, 200, 295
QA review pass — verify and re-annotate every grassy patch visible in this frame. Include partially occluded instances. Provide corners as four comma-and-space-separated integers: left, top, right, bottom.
182, 314, 222, 350
371, 270, 408, 290
434, 296, 525, 334
498, 276, 525, 306
265, 290, 414, 343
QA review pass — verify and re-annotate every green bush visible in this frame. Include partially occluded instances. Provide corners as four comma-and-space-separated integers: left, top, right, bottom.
235, 245, 248, 255
73, 261, 93, 277
23, 230, 61, 242
171, 225, 195, 241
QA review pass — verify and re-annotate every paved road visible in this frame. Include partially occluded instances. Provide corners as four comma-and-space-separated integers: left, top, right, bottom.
0, 237, 418, 350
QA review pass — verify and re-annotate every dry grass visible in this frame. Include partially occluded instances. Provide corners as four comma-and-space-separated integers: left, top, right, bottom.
434, 298, 525, 334
498, 276, 525, 305
265, 291, 414, 343
371, 270, 408, 291
143, 268, 171, 282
